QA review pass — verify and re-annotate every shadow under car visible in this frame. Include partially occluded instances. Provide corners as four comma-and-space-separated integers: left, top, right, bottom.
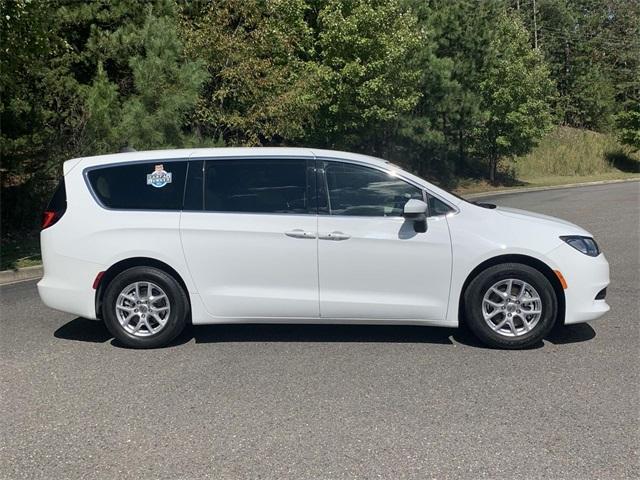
54, 318, 596, 349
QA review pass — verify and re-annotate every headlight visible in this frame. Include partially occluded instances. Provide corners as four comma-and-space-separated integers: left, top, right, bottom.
560, 236, 600, 257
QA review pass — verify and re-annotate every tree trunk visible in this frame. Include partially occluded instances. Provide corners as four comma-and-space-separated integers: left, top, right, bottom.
458, 129, 465, 175
489, 156, 498, 184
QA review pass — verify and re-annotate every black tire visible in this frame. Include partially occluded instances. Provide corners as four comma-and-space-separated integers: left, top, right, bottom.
102, 266, 189, 348
464, 263, 558, 349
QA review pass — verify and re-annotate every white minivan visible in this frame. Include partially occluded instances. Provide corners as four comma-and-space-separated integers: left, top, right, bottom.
38, 148, 610, 349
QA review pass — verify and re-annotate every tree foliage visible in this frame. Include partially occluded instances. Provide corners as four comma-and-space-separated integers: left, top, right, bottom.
311, 0, 421, 152
399, 1, 555, 181
182, 0, 324, 145
1, 0, 81, 176
400, 0, 508, 177
473, 13, 556, 181
616, 107, 640, 151
511, 0, 640, 130
181, 0, 421, 152
1, 0, 638, 238
78, 2, 206, 153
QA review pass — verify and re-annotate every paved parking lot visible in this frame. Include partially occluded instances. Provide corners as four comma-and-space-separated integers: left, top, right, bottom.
1, 181, 639, 479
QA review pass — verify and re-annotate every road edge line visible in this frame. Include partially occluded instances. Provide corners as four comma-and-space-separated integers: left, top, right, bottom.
462, 177, 640, 199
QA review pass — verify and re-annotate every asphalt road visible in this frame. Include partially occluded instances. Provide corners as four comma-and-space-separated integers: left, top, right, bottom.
1, 181, 639, 480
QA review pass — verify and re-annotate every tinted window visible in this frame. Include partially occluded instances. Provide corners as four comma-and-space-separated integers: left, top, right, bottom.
204, 159, 310, 214
47, 178, 66, 212
87, 161, 187, 210
427, 194, 455, 216
321, 162, 423, 217
184, 160, 204, 210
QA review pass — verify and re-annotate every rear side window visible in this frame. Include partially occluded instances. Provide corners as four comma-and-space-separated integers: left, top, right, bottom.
87, 161, 187, 210
320, 161, 423, 217
204, 159, 310, 214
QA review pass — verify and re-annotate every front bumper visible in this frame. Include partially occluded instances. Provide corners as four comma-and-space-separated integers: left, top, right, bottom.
547, 243, 610, 325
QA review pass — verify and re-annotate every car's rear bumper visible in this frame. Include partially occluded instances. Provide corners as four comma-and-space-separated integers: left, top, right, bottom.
37, 279, 97, 320
547, 244, 610, 325
37, 233, 102, 319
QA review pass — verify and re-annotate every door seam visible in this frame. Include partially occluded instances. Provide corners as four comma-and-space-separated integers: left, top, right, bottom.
312, 151, 323, 318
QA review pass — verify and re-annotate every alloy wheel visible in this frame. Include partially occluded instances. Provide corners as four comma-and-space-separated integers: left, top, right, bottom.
115, 282, 171, 337
482, 279, 543, 337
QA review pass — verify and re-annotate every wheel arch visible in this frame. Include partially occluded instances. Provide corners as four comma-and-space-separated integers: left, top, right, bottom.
95, 257, 190, 319
458, 254, 566, 326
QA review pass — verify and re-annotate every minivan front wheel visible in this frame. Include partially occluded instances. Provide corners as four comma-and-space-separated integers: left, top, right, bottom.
464, 263, 557, 349
103, 266, 188, 348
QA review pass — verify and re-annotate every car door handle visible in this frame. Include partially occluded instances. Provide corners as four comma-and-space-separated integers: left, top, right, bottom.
319, 231, 351, 241
285, 229, 316, 239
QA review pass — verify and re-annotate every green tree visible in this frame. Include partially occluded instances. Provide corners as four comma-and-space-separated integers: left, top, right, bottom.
310, 0, 422, 154
399, 0, 506, 178
473, 13, 555, 182
511, 0, 639, 130
1, 0, 205, 237
81, 64, 121, 155
0, 0, 82, 177
1, 0, 86, 236
616, 106, 640, 151
117, 10, 206, 150
182, 0, 324, 146
81, 2, 206, 153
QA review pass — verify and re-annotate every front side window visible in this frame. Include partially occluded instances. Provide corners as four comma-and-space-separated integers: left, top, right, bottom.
87, 161, 187, 210
427, 193, 455, 217
320, 161, 423, 217
204, 159, 310, 214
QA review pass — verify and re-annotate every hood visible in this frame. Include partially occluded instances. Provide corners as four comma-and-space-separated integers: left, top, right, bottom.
495, 206, 591, 235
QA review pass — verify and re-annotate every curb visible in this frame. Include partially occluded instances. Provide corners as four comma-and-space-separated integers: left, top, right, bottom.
462, 177, 640, 199
0, 265, 43, 286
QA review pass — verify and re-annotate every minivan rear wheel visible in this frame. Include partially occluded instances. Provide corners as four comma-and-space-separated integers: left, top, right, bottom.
103, 266, 188, 348
464, 263, 557, 349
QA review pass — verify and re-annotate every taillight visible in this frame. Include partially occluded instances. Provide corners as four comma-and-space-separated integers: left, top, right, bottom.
42, 210, 62, 229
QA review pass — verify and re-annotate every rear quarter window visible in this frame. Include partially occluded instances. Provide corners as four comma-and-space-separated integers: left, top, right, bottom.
86, 161, 187, 210
47, 178, 67, 212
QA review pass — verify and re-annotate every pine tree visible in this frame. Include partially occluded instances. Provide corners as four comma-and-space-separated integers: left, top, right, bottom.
511, 0, 639, 131
80, 2, 206, 153
398, 0, 506, 178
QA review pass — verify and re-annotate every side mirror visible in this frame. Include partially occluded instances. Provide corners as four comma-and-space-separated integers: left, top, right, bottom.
403, 199, 428, 233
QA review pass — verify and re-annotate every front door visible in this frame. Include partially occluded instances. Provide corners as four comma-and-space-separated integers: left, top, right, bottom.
316, 160, 452, 321
180, 157, 319, 319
